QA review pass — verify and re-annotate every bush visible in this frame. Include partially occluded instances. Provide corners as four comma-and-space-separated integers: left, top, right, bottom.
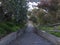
0, 23, 12, 33
0, 22, 24, 38
0, 22, 20, 34
6, 22, 15, 27
0, 28, 6, 37
12, 26, 20, 32
30, 16, 37, 24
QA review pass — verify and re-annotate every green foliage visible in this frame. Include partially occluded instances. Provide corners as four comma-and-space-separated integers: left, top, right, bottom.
56, 25, 60, 30
0, 0, 27, 38
39, 26, 60, 37
39, 26, 54, 30
0, 22, 20, 38
39, 25, 60, 37
31, 8, 48, 25
6, 22, 15, 27
30, 16, 37, 24
27, 11, 32, 16
0, 28, 6, 36
49, 32, 60, 37
2, 0, 27, 25
37, 0, 60, 24
0, 22, 20, 34
0, 23, 13, 33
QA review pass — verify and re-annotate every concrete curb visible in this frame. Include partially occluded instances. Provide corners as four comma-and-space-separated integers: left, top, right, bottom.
0, 29, 25, 45
0, 32, 17, 45
34, 29, 60, 45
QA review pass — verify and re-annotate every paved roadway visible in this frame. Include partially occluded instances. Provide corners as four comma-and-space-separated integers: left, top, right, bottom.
8, 22, 54, 45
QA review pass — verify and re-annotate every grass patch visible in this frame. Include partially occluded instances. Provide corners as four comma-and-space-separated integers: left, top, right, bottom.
0, 28, 7, 37
39, 26, 60, 37
39, 25, 60, 30
0, 22, 22, 38
39, 26, 54, 30
56, 25, 60, 30
49, 32, 60, 37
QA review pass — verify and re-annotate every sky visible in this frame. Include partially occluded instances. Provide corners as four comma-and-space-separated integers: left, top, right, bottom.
27, 2, 40, 11
27, 1, 48, 13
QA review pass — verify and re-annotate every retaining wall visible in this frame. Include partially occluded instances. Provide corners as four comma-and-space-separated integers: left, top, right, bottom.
34, 29, 60, 45
0, 28, 25, 45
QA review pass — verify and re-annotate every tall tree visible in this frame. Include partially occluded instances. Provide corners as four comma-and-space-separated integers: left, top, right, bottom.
2, 0, 27, 25
37, 0, 59, 23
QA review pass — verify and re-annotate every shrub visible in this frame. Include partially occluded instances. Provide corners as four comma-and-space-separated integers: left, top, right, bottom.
0, 28, 6, 37
49, 32, 60, 37
0, 22, 20, 33
6, 22, 15, 27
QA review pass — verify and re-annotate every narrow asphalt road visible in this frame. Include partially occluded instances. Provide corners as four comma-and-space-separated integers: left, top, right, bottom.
8, 22, 54, 45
